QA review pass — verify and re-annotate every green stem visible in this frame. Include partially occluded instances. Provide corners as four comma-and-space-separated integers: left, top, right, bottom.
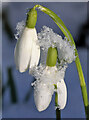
56, 108, 61, 120
55, 85, 61, 120
34, 4, 89, 118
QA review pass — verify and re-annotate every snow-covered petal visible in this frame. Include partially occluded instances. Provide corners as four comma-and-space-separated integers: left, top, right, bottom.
31, 65, 67, 111
14, 27, 40, 73
57, 80, 67, 110
30, 65, 67, 87
34, 82, 53, 112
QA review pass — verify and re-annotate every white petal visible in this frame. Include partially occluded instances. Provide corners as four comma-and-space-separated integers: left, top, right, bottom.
57, 80, 67, 110
34, 82, 52, 112
14, 27, 36, 73
29, 28, 40, 68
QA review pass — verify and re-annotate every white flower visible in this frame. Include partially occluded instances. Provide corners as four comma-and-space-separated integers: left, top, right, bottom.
31, 65, 67, 112
14, 27, 40, 73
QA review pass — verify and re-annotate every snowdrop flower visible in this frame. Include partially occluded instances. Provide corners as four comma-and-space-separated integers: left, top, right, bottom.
30, 26, 75, 112
31, 47, 67, 112
31, 65, 67, 111
14, 8, 40, 73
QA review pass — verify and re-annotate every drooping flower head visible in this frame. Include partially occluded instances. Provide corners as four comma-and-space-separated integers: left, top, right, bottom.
14, 9, 40, 73
31, 64, 67, 111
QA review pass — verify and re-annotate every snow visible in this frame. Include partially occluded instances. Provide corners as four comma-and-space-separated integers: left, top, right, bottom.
14, 20, 25, 41
38, 26, 76, 64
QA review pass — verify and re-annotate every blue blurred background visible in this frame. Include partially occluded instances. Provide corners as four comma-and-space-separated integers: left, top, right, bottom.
2, 2, 89, 118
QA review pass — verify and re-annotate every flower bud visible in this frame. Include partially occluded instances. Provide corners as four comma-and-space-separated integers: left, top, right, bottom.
26, 8, 37, 28
46, 47, 57, 67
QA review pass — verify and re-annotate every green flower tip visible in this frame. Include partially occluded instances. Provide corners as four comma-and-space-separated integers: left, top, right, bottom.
26, 8, 37, 28
46, 47, 57, 67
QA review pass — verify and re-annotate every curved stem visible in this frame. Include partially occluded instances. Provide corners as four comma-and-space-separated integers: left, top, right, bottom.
34, 5, 75, 46
34, 4, 89, 118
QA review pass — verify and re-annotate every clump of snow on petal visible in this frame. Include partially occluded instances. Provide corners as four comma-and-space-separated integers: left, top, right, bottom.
38, 26, 76, 64
38, 26, 60, 51
30, 64, 67, 94
14, 21, 25, 40
40, 50, 47, 65
57, 37, 76, 64
30, 64, 46, 80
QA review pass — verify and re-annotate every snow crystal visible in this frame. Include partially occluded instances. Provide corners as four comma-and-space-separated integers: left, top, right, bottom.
40, 50, 47, 65
38, 26, 76, 64
38, 26, 59, 50
14, 21, 25, 40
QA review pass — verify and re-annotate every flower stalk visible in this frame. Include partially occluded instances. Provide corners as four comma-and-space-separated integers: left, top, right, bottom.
34, 4, 89, 118
55, 84, 61, 120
